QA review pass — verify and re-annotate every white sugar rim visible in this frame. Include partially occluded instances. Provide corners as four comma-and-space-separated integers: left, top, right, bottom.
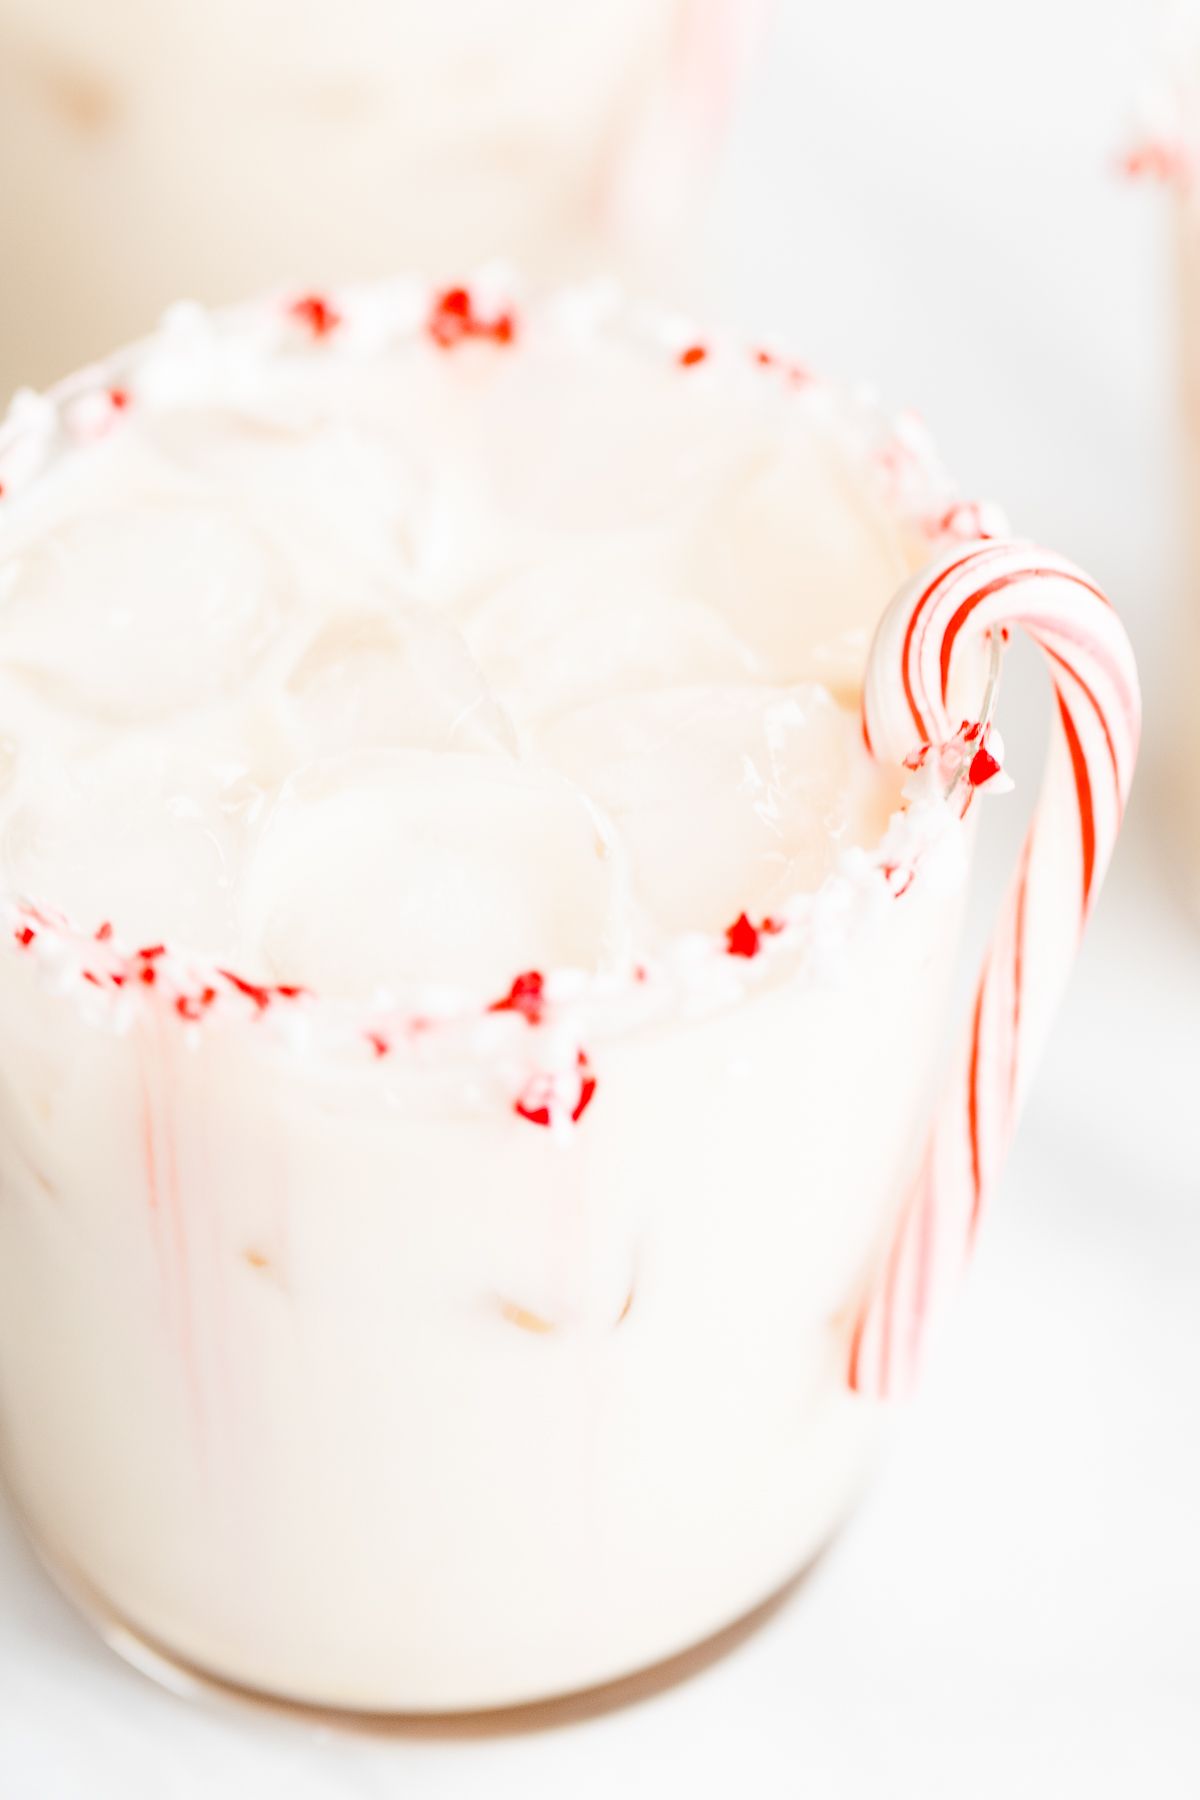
0, 271, 1010, 1072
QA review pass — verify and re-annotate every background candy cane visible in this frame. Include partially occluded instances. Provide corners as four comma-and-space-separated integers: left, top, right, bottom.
848, 539, 1141, 1398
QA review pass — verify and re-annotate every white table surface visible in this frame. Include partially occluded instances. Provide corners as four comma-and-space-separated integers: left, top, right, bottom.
3, 1, 1199, 1794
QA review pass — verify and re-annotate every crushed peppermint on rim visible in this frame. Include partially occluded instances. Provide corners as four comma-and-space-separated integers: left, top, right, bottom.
0, 274, 1007, 1117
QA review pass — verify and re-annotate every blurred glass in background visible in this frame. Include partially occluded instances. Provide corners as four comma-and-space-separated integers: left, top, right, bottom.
0, 0, 770, 401
1160, 27, 1200, 916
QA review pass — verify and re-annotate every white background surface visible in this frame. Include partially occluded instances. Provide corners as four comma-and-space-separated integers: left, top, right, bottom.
3, 0, 1199, 1794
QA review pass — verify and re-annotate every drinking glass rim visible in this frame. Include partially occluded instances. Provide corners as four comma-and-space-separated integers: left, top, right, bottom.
0, 273, 1005, 1068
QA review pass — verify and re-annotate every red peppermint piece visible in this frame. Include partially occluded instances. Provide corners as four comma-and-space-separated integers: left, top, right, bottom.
218, 968, 272, 1010
14, 926, 35, 948
724, 912, 783, 959
726, 912, 760, 958
679, 344, 708, 367
571, 1051, 597, 1124
488, 970, 547, 1025
725, 912, 762, 958
288, 294, 342, 339
174, 987, 218, 1019
968, 745, 1002, 788
514, 1050, 597, 1129
428, 286, 517, 351
881, 861, 916, 899
437, 286, 470, 320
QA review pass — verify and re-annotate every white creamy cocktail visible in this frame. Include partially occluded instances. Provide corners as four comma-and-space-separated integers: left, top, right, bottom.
0, 0, 766, 400
0, 276, 1075, 1712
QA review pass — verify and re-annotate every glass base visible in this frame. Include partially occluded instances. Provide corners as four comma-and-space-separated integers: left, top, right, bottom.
20, 1509, 835, 1734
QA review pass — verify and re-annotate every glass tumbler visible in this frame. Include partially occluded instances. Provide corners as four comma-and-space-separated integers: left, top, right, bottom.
0, 277, 1139, 1714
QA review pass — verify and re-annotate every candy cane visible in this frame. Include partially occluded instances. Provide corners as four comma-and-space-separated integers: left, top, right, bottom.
848, 539, 1141, 1398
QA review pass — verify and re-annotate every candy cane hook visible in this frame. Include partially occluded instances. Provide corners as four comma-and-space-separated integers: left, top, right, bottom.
848, 539, 1141, 1398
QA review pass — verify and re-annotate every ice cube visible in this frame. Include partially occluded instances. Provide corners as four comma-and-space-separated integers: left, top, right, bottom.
150, 409, 440, 593
285, 607, 516, 759
2, 741, 238, 950
461, 543, 762, 731
0, 500, 284, 721
539, 685, 900, 934
679, 429, 912, 681
238, 750, 630, 997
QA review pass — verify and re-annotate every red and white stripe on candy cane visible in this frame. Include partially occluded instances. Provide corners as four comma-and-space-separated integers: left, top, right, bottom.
848, 539, 1141, 1399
